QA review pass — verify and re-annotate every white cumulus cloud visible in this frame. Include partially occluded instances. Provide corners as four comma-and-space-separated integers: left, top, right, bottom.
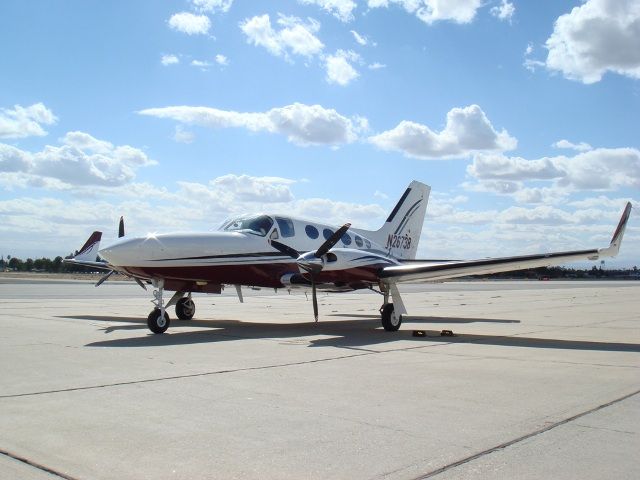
215, 54, 229, 65
545, 0, 640, 83
351, 30, 368, 45
168, 12, 211, 35
173, 126, 195, 144
0, 103, 58, 139
0, 132, 155, 188
467, 148, 640, 191
240, 14, 324, 61
552, 139, 592, 152
325, 50, 360, 85
368, 0, 483, 25
191, 59, 212, 70
490, 1, 515, 22
179, 174, 296, 204
161, 54, 180, 66
369, 105, 517, 159
192, 0, 233, 13
299, 0, 357, 22
139, 103, 364, 147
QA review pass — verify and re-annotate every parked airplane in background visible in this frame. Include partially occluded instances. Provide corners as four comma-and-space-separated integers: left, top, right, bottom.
66, 181, 632, 335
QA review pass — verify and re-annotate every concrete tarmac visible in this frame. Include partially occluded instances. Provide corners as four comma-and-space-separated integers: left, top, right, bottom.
0, 279, 639, 479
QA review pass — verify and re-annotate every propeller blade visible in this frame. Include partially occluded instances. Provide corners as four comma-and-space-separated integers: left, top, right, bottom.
312, 278, 318, 322
133, 277, 147, 290
315, 223, 351, 258
95, 270, 115, 287
270, 240, 300, 259
118, 216, 125, 238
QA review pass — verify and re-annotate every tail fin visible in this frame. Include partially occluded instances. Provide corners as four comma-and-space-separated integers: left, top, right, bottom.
73, 231, 102, 261
357, 181, 430, 260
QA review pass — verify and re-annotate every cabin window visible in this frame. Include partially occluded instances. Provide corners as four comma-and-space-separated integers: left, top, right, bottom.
322, 228, 334, 240
305, 225, 319, 239
275, 217, 295, 238
221, 215, 274, 237
364, 239, 371, 249
355, 236, 363, 248
341, 233, 351, 245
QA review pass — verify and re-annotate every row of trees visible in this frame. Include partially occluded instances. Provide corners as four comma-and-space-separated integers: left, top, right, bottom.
0, 255, 97, 273
482, 265, 639, 279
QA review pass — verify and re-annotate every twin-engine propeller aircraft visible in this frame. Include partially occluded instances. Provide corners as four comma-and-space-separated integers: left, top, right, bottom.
65, 181, 632, 335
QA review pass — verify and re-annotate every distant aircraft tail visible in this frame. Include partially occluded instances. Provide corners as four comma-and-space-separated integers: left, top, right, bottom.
73, 231, 102, 262
356, 181, 430, 260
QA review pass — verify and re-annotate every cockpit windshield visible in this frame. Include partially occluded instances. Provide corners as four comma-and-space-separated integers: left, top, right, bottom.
220, 215, 274, 236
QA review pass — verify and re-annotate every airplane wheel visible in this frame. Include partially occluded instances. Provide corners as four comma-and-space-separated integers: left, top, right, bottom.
176, 297, 195, 320
381, 303, 402, 331
147, 308, 170, 334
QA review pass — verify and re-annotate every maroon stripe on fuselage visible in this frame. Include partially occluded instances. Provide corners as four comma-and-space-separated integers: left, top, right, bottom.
121, 262, 385, 288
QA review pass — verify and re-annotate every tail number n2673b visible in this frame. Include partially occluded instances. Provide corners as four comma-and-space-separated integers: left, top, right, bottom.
386, 234, 411, 250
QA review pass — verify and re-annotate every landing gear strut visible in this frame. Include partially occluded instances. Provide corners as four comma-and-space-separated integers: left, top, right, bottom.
380, 283, 407, 332
147, 279, 170, 334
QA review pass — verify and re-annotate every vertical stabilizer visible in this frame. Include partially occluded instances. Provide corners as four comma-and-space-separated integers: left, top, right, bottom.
356, 181, 430, 260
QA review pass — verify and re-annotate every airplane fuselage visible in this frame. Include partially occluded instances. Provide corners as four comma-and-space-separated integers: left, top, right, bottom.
98, 216, 400, 292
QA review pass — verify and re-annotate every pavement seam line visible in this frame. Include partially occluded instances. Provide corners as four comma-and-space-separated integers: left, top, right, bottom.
0, 448, 79, 480
0, 351, 374, 399
0, 341, 455, 399
411, 388, 640, 479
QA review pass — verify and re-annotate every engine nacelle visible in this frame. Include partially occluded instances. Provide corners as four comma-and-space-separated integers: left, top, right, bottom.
279, 273, 312, 289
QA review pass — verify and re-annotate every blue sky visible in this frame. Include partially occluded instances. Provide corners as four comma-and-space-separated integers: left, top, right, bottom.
1, 0, 639, 266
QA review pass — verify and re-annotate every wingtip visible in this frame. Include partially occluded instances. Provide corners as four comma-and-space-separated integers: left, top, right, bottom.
601, 202, 632, 257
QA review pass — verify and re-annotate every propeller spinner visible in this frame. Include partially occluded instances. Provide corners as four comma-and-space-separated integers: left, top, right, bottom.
270, 223, 351, 322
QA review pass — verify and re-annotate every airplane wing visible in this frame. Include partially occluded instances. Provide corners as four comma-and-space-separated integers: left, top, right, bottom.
379, 202, 632, 284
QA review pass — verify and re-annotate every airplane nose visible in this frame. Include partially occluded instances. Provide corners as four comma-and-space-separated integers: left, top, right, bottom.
99, 237, 146, 265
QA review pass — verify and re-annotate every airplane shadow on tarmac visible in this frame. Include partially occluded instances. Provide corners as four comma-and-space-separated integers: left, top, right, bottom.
56, 314, 640, 353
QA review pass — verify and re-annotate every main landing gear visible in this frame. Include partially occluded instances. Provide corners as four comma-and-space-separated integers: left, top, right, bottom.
379, 283, 407, 332
380, 303, 402, 331
176, 296, 196, 320
146, 280, 196, 334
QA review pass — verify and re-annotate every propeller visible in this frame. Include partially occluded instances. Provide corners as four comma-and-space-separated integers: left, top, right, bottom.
95, 269, 114, 287
270, 223, 351, 322
118, 216, 125, 238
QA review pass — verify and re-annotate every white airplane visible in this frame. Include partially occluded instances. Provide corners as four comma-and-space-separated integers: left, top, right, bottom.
66, 181, 632, 335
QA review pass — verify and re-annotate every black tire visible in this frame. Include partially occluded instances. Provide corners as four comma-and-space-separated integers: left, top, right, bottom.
147, 308, 170, 334
176, 297, 195, 320
381, 303, 402, 331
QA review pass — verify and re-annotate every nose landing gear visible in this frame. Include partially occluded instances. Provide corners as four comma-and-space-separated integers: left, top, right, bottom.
147, 280, 170, 334
146, 284, 197, 333
147, 308, 170, 334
